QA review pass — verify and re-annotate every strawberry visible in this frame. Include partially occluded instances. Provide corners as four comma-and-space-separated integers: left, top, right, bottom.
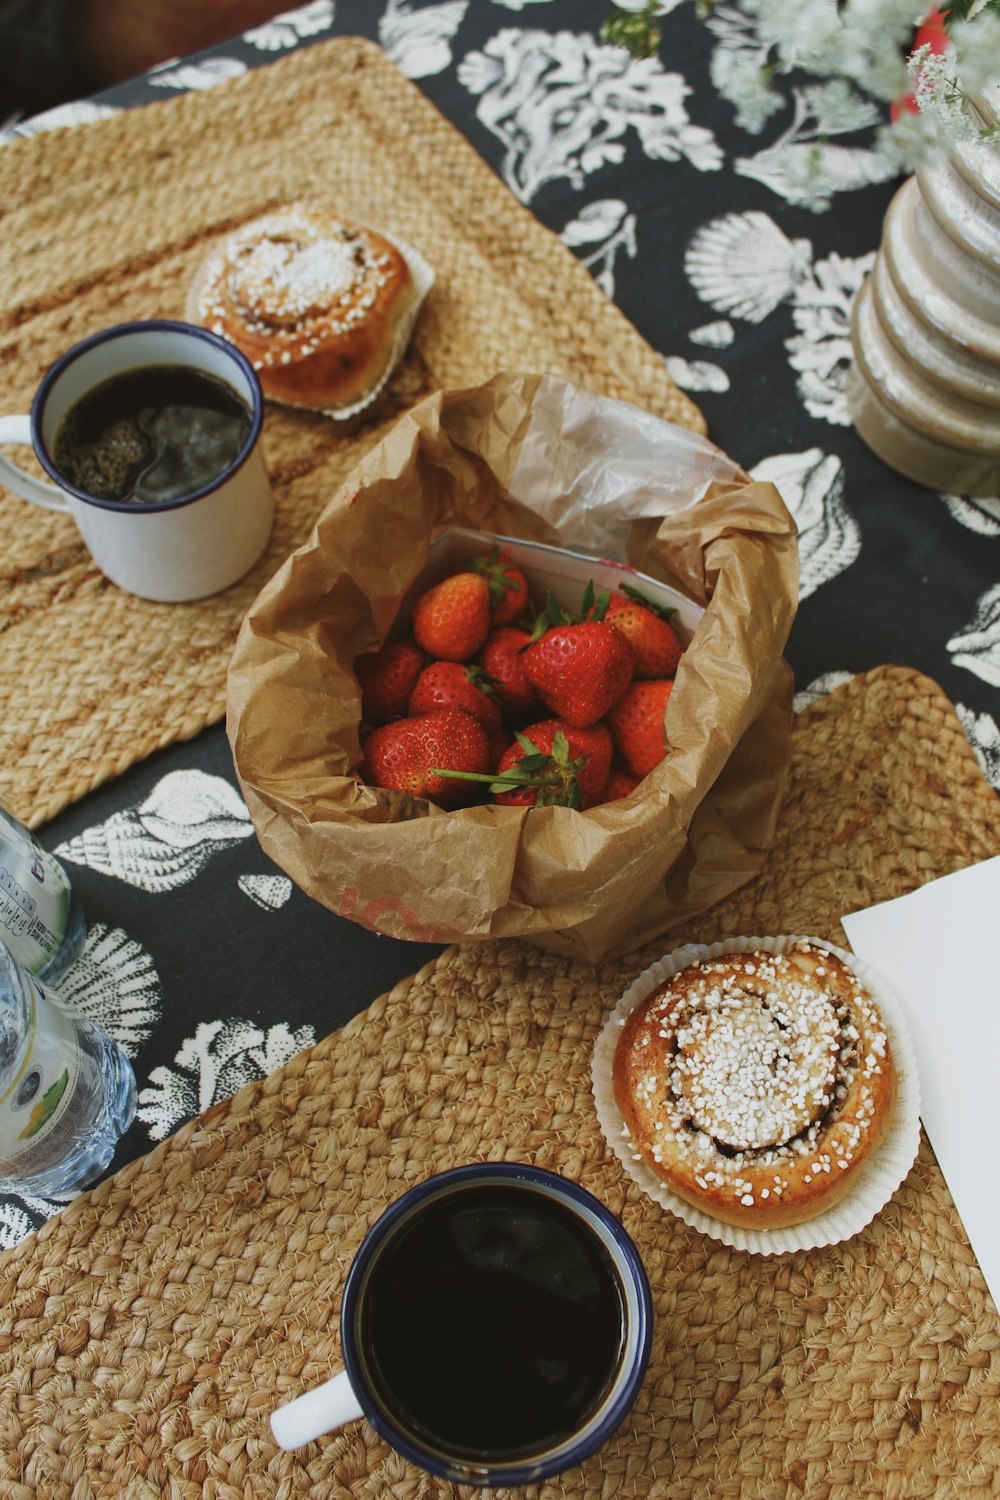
599, 763, 642, 803
493, 719, 612, 809
522, 588, 633, 729
589, 587, 684, 679
363, 708, 491, 809
474, 626, 540, 720
355, 638, 428, 724
408, 661, 502, 730
467, 547, 530, 626
606, 679, 673, 779
412, 572, 491, 661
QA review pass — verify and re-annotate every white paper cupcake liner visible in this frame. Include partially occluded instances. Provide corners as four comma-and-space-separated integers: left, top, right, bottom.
592, 934, 921, 1256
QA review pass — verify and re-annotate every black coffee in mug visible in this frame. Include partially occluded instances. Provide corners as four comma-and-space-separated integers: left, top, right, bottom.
354, 1181, 626, 1462
52, 363, 251, 505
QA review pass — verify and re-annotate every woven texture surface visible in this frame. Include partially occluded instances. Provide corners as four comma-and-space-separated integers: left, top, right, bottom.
1, 664, 998, 1499
0, 38, 702, 830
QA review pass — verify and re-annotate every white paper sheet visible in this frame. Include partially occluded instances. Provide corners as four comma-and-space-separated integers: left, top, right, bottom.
842, 855, 1000, 1308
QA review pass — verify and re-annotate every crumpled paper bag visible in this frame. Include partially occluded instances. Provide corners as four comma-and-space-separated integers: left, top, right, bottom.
227, 371, 798, 963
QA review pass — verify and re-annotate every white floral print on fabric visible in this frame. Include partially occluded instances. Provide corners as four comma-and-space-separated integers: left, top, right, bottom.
458, 28, 722, 203
751, 449, 860, 601
148, 58, 247, 92
380, 0, 468, 78
956, 705, 1000, 791
948, 584, 1000, 690
0, 1200, 38, 1250
53, 923, 161, 1058
786, 250, 875, 426
238, 874, 294, 910
793, 671, 855, 714
689, 319, 735, 348
942, 495, 1000, 537
663, 355, 730, 393
560, 199, 636, 298
56, 770, 254, 892
2, 100, 118, 141
137, 1018, 316, 1140
244, 0, 334, 51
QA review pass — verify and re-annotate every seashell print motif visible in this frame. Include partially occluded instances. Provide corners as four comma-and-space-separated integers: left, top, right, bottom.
942, 495, 1000, 537
0, 1200, 37, 1251
786, 251, 875, 427
137, 1018, 316, 1141
55, 770, 254, 892
457, 28, 721, 203
663, 355, 730, 393
686, 212, 813, 323
751, 449, 860, 601
956, 705, 1000, 791
148, 58, 247, 92
244, 0, 334, 51
690, 320, 735, 348
52, 923, 161, 1058
238, 874, 294, 910
380, 0, 468, 79
947, 584, 1000, 689
561, 199, 637, 298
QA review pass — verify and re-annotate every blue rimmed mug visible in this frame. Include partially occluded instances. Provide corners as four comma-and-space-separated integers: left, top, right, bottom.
270, 1162, 653, 1486
0, 319, 273, 603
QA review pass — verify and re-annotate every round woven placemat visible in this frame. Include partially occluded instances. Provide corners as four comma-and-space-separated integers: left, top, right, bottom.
0, 38, 703, 831
1, 665, 998, 1500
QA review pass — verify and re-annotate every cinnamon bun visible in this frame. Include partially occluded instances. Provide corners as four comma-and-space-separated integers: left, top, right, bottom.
188, 205, 418, 411
611, 942, 897, 1230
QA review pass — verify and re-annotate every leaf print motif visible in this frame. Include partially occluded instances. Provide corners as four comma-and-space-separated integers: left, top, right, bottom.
238, 874, 294, 910
148, 58, 247, 92
956, 705, 1000, 791
793, 671, 856, 714
663, 355, 730, 393
947, 584, 1000, 689
137, 1018, 316, 1141
942, 495, 1000, 536
380, 0, 468, 79
457, 28, 721, 203
734, 89, 895, 211
786, 251, 875, 427
561, 199, 636, 298
751, 449, 860, 601
686, 212, 812, 323
51, 923, 161, 1058
244, 0, 334, 50
55, 770, 254, 892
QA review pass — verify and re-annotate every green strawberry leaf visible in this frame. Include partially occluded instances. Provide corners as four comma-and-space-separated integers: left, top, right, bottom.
620, 581, 679, 624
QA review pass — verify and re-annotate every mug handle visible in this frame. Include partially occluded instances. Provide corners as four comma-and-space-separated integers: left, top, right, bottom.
0, 415, 69, 512
270, 1368, 364, 1451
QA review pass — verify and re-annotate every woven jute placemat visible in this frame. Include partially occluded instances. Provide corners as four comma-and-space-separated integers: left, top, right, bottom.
1, 665, 998, 1499
0, 38, 702, 831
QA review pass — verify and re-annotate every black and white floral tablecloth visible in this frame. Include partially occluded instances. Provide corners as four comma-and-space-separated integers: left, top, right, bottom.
1, 0, 997, 1248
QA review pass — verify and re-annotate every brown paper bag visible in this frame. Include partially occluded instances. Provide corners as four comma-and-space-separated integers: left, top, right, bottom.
227, 372, 798, 963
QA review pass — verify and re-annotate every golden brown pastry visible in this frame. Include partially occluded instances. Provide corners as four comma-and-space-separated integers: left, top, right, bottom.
612, 943, 896, 1230
188, 204, 417, 410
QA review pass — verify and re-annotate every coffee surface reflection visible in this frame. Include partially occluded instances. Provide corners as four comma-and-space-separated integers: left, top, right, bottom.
53, 363, 251, 505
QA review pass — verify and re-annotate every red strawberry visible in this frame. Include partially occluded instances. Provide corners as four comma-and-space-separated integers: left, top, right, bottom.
598, 763, 642, 804
493, 719, 612, 809
590, 588, 683, 679
363, 709, 491, 809
522, 616, 633, 729
606, 680, 673, 779
475, 626, 540, 719
355, 638, 428, 724
467, 547, 530, 626
408, 661, 502, 730
412, 572, 491, 661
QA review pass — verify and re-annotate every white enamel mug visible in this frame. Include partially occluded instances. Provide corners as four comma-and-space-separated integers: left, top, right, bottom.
0, 320, 273, 602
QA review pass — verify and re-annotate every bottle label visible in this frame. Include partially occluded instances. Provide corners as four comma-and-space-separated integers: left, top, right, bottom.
0, 819, 71, 975
0, 975, 81, 1169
